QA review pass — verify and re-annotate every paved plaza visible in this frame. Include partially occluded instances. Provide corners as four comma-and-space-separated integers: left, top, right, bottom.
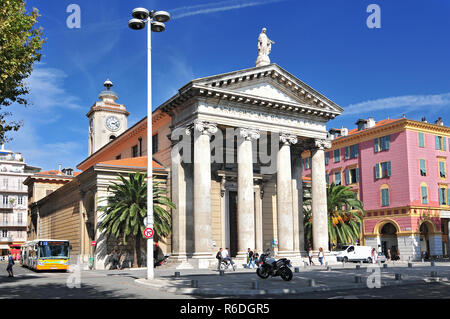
2, 261, 450, 299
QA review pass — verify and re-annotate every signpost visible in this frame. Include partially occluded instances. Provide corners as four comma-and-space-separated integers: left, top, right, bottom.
91, 241, 96, 247
144, 228, 154, 239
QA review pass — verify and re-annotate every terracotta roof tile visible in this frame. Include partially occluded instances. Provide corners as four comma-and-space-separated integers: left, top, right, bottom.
334, 118, 401, 140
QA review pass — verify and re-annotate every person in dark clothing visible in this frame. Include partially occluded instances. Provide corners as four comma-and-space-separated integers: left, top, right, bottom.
6, 252, 14, 277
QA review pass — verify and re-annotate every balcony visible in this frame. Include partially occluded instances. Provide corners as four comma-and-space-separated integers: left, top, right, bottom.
0, 203, 14, 209
0, 220, 26, 227
0, 237, 12, 242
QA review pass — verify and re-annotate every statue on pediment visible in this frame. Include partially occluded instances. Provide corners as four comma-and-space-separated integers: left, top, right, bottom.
256, 27, 275, 67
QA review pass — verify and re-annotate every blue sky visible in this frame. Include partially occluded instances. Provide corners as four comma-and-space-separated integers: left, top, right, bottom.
7, 0, 450, 170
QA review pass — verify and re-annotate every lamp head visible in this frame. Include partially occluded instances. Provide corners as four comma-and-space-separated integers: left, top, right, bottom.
153, 11, 170, 23
151, 21, 166, 32
132, 7, 150, 20
128, 18, 146, 30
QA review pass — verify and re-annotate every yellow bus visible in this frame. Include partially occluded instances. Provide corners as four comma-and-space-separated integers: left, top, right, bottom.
21, 239, 70, 271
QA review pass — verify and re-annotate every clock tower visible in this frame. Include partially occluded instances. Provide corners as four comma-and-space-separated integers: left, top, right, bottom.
87, 79, 129, 155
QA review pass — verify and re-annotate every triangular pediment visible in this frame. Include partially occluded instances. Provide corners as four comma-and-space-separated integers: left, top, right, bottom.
190, 64, 344, 114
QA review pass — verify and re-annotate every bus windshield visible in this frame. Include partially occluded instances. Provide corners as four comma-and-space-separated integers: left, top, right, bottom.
38, 242, 69, 259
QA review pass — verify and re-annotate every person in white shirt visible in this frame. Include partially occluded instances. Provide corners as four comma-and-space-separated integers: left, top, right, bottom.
221, 247, 235, 270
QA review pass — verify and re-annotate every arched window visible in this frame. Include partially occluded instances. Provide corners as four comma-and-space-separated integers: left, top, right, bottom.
380, 184, 390, 207
420, 182, 429, 204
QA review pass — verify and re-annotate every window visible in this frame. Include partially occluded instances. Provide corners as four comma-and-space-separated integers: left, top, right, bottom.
1, 229, 7, 238
374, 135, 390, 152
375, 161, 392, 179
2, 195, 8, 205
334, 149, 341, 163
325, 152, 329, 165
115, 154, 121, 160
152, 134, 159, 154
345, 167, 360, 185
439, 160, 447, 179
18, 196, 23, 205
436, 136, 447, 151
132, 145, 138, 158
419, 159, 427, 176
334, 171, 342, 185
421, 184, 429, 204
439, 187, 448, 205
381, 186, 390, 207
345, 145, 359, 160
139, 137, 143, 156
418, 132, 425, 148
304, 157, 311, 170
326, 173, 329, 184
2, 178, 7, 189
17, 213, 23, 223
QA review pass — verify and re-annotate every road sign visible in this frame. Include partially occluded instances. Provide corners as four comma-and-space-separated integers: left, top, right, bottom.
144, 228, 154, 239
91, 241, 96, 246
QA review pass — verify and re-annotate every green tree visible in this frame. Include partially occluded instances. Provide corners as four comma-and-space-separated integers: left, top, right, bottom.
304, 183, 365, 250
98, 172, 174, 268
0, 0, 44, 142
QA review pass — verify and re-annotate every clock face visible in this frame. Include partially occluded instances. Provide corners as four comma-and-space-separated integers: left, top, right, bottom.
106, 116, 121, 132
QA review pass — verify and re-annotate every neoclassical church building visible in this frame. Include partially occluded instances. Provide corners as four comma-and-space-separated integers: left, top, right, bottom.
26, 30, 344, 269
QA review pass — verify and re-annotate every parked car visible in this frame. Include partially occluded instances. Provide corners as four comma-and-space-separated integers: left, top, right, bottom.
336, 245, 373, 263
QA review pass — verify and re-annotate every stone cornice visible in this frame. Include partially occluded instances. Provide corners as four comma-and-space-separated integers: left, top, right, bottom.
86, 105, 130, 118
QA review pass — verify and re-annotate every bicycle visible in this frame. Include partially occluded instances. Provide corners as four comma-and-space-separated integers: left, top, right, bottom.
219, 258, 236, 271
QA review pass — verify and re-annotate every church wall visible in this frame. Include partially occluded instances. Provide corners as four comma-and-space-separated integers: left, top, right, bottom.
211, 179, 222, 251
262, 179, 277, 251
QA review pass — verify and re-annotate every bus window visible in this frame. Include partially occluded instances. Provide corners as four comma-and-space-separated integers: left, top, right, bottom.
38, 242, 69, 259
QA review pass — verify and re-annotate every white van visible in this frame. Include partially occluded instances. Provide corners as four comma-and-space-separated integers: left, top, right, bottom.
335, 245, 374, 263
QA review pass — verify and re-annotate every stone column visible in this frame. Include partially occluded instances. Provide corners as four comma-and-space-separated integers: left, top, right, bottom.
254, 183, 263, 254
311, 139, 331, 252
170, 138, 187, 260
276, 133, 298, 256
291, 146, 305, 256
189, 121, 217, 260
237, 128, 260, 257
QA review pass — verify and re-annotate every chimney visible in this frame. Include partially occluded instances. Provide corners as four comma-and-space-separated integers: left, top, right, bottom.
422, 117, 427, 123
435, 117, 444, 126
341, 127, 348, 137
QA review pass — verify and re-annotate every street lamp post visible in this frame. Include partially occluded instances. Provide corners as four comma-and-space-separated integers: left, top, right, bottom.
128, 8, 170, 280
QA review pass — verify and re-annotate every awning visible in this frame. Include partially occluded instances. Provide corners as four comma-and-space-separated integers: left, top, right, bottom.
0, 245, 9, 249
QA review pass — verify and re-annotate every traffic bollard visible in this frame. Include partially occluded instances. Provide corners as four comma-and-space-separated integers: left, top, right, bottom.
395, 273, 402, 280
174, 271, 181, 278
327, 266, 332, 271
219, 270, 225, 276
354, 275, 362, 283
294, 267, 300, 273
356, 264, 361, 270
191, 280, 198, 288
408, 262, 413, 268
383, 263, 388, 268
252, 281, 259, 290
431, 271, 438, 278
308, 279, 316, 287
431, 261, 435, 267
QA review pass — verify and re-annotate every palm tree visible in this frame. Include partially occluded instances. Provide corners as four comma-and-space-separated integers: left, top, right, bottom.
304, 183, 365, 250
98, 172, 175, 267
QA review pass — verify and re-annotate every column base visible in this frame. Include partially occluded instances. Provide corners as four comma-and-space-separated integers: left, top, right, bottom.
276, 250, 298, 258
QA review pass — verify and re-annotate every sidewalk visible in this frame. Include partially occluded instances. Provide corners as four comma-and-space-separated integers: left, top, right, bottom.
135, 262, 450, 297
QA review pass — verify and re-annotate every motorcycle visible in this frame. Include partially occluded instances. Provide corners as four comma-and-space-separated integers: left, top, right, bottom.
256, 249, 293, 281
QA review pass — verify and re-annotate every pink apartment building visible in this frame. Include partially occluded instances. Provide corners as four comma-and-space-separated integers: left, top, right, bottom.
302, 117, 450, 261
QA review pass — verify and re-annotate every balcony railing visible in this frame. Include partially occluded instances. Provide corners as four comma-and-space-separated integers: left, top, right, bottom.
0, 203, 14, 209
0, 237, 12, 242
0, 220, 26, 227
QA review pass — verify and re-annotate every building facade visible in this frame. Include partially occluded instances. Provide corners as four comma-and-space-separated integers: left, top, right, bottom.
302, 117, 450, 261
0, 146, 40, 259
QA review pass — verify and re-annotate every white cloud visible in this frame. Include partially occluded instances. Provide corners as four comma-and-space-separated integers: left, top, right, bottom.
172, 0, 287, 19
343, 93, 450, 116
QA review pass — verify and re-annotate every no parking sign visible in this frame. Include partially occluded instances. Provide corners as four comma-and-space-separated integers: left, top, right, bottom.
144, 228, 154, 239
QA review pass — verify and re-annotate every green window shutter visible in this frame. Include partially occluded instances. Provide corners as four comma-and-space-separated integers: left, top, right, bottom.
385, 189, 390, 206
436, 136, 441, 150
345, 147, 349, 160
418, 133, 425, 148
345, 169, 350, 184
381, 189, 389, 206
447, 189, 450, 205
355, 145, 359, 158
326, 174, 329, 184
374, 138, 379, 153
325, 152, 329, 165
356, 168, 360, 183
387, 161, 392, 177
420, 159, 426, 175
421, 186, 428, 204
439, 188, 444, 205
375, 163, 380, 180
440, 162, 446, 178
386, 135, 390, 150
444, 137, 447, 151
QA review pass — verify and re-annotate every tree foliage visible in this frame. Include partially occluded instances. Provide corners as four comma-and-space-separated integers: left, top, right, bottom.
0, 0, 44, 142
304, 183, 365, 250
98, 172, 175, 267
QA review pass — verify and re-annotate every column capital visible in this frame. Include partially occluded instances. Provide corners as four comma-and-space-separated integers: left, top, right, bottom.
185, 120, 218, 136
313, 138, 332, 151
239, 128, 260, 141
280, 133, 298, 146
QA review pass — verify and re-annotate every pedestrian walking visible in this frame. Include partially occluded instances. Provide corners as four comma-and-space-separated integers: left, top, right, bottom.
387, 248, 392, 262
247, 248, 256, 269
318, 247, 324, 266
6, 252, 14, 277
253, 253, 260, 267
111, 249, 119, 270
216, 248, 223, 270
308, 247, 315, 266
371, 248, 377, 264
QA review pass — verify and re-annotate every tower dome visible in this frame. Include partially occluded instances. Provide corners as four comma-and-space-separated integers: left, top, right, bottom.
98, 78, 118, 103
